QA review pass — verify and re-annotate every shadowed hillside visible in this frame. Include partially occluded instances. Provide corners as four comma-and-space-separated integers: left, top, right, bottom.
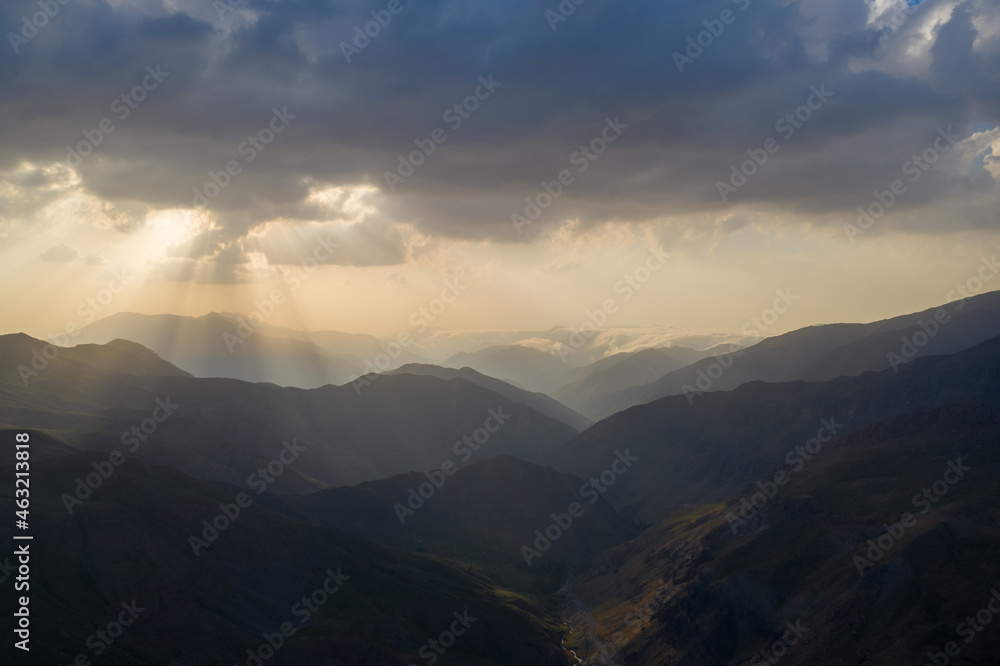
600, 290, 1000, 419
547, 335, 1000, 523
0, 335, 579, 491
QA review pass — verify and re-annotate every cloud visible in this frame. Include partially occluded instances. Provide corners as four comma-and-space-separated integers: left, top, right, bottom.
0, 0, 997, 281
39, 243, 80, 262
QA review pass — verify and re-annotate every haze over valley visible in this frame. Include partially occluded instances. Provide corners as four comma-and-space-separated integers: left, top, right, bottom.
2, 0, 1000, 663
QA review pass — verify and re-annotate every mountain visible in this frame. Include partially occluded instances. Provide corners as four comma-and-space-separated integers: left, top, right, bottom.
553, 347, 708, 419
440, 343, 721, 405
546, 334, 1000, 524
278, 455, 637, 570
565, 402, 1000, 665
241, 318, 427, 367
0, 453, 574, 666
554, 345, 720, 389
3, 332, 192, 382
410, 327, 746, 365
385, 363, 592, 431
442, 345, 577, 393
600, 290, 1000, 419
0, 335, 579, 491
73, 312, 367, 388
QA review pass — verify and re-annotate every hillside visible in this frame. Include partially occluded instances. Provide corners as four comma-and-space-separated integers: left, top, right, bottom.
443, 345, 578, 393
547, 335, 1000, 523
385, 363, 592, 431
567, 403, 1000, 664
0, 454, 573, 666
0, 335, 579, 491
554, 347, 698, 419
279, 455, 638, 570
74, 312, 366, 387
601, 290, 1000, 419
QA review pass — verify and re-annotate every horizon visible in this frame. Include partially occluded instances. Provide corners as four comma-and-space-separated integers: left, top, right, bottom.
6, 281, 1000, 346
3, 1, 1000, 663
1, 0, 998, 342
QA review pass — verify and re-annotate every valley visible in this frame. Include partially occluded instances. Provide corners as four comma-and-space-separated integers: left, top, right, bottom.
4, 3, 997, 662
4, 292, 1000, 664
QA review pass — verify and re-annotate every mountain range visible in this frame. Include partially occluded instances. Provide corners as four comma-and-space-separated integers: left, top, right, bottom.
4, 290, 1000, 664
597, 290, 1000, 419
0, 333, 578, 490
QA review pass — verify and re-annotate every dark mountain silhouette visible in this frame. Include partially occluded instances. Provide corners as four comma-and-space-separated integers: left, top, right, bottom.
600, 290, 1000, 419
2, 332, 192, 382
554, 347, 705, 419
278, 454, 637, 569
566, 402, 1000, 665
547, 334, 1000, 523
74, 311, 367, 387
443, 345, 577, 393
555, 344, 722, 390
0, 454, 575, 666
0, 335, 578, 491
385, 363, 592, 431
7, 297, 1000, 665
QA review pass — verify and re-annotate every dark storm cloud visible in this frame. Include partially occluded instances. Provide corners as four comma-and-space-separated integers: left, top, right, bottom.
1, 0, 997, 261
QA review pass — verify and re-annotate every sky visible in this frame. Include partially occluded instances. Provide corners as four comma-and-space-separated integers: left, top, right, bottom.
1, 0, 998, 341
